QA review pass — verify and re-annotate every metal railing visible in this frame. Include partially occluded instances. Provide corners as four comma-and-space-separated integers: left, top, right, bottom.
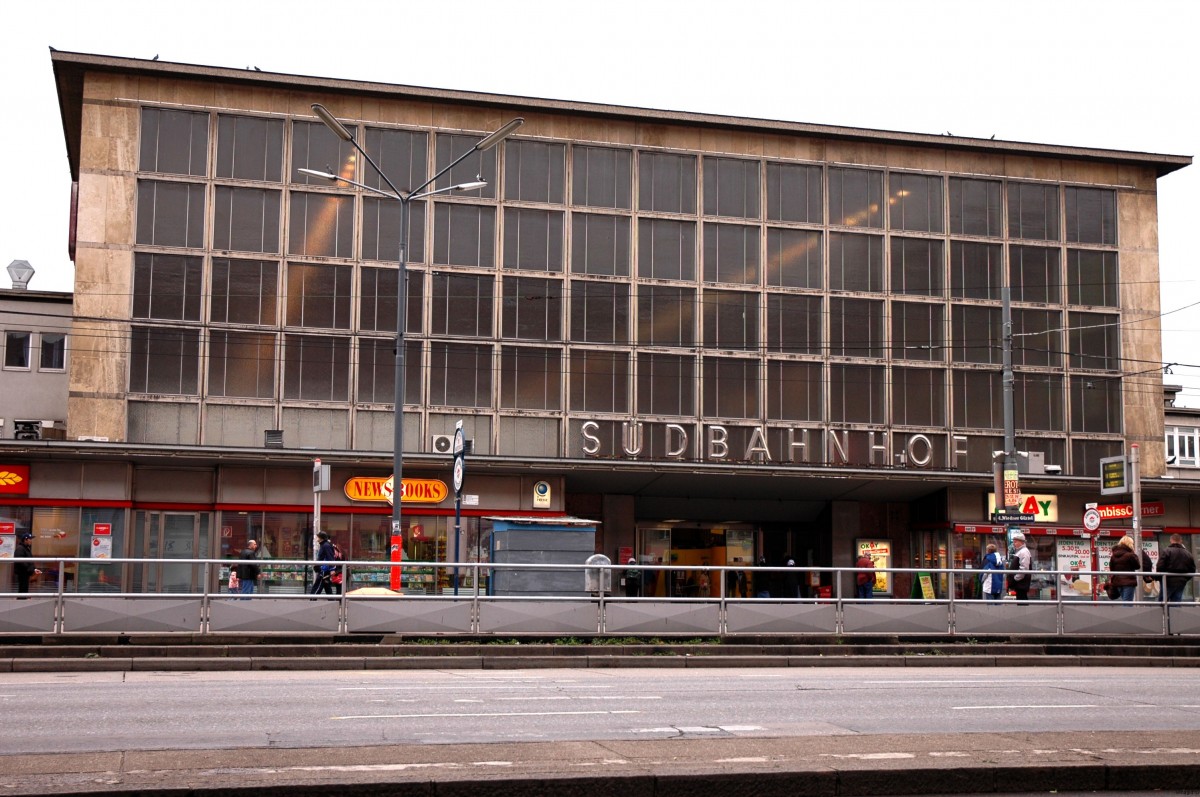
1, 557, 1196, 637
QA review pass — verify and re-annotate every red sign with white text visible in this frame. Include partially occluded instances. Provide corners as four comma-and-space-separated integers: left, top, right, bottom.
1096, 502, 1165, 520
0, 465, 30, 496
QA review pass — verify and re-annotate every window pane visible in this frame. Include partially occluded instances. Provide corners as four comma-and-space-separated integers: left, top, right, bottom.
1008, 182, 1060, 241
1010, 245, 1060, 303
637, 285, 695, 346
140, 108, 208, 177
953, 370, 1002, 428
950, 241, 1002, 300
1065, 187, 1116, 245
704, 157, 759, 218
891, 302, 944, 361
569, 350, 629, 412
893, 367, 945, 426
890, 172, 943, 233
136, 180, 206, 248
129, 327, 199, 394
4, 331, 30, 368
702, 357, 758, 418
1015, 372, 1063, 431
637, 352, 694, 416
502, 276, 563, 340
766, 162, 822, 223
829, 298, 884, 357
39, 333, 66, 370
829, 167, 883, 228
951, 305, 1001, 364
429, 342, 493, 407
211, 258, 278, 326
434, 133, 495, 198
767, 360, 822, 421
569, 280, 629, 343
503, 208, 564, 272
285, 263, 353, 329
360, 268, 422, 334
362, 198, 425, 264
767, 294, 822, 354
829, 232, 883, 292
829, 364, 885, 423
213, 186, 280, 253
216, 114, 282, 181
287, 192, 354, 258
572, 213, 631, 276
283, 333, 350, 401
433, 204, 496, 268
1070, 375, 1121, 433
638, 152, 697, 214
572, 146, 632, 209
637, 218, 694, 280
890, 237, 944, 296
357, 338, 420, 404
949, 177, 1001, 237
1068, 311, 1119, 370
292, 120, 358, 186
208, 331, 276, 398
431, 273, 494, 337
766, 228, 822, 288
1013, 308, 1061, 367
363, 127, 427, 194
703, 290, 758, 350
1067, 249, 1118, 306
702, 223, 759, 284
133, 253, 203, 321
505, 140, 565, 203
501, 346, 561, 409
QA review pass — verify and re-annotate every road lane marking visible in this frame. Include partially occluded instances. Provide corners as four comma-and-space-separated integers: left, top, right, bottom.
952, 704, 1158, 710
338, 684, 614, 691
333, 709, 641, 720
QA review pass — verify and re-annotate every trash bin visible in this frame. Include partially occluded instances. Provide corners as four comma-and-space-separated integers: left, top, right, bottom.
584, 554, 612, 594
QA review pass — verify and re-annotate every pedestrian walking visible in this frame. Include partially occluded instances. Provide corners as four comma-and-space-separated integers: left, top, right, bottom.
1007, 533, 1032, 602
13, 531, 40, 594
1157, 533, 1196, 603
237, 539, 261, 596
855, 552, 875, 599
310, 531, 335, 595
623, 558, 641, 597
1107, 535, 1140, 602
980, 543, 1004, 601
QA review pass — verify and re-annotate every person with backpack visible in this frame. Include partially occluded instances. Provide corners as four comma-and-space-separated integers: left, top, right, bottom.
310, 531, 336, 596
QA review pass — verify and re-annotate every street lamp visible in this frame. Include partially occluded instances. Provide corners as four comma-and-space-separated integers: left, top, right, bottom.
303, 104, 524, 543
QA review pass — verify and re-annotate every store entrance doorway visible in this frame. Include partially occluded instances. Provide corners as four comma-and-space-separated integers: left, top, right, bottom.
132, 511, 211, 593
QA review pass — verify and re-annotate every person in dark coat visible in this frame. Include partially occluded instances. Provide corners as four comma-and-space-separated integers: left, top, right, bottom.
13, 532, 40, 594
309, 531, 335, 595
1108, 536, 1140, 602
1157, 534, 1197, 603
237, 539, 261, 596
623, 558, 641, 597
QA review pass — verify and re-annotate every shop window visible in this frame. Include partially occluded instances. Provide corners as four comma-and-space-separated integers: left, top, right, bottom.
893, 367, 945, 426
140, 107, 208, 177
829, 167, 883, 229
292, 120, 358, 186
363, 198, 425, 264
1010, 245, 1060, 304
1067, 250, 1119, 307
1008, 181, 1060, 241
211, 258, 278, 326
39, 333, 66, 371
950, 304, 1001, 365
890, 172, 943, 233
133, 253, 203, 321
949, 177, 1002, 237
501, 346, 562, 410
1012, 308, 1061, 367
431, 273, 494, 337
433, 204, 496, 268
570, 280, 629, 344
287, 192, 354, 258
1069, 375, 1122, 434
363, 126, 427, 195
360, 268, 422, 334
1015, 372, 1064, 431
829, 297, 884, 358
829, 232, 884, 292
702, 356, 758, 419
357, 338, 420, 404
950, 241, 1002, 300
569, 349, 629, 413
766, 228, 822, 289
829, 364, 886, 424
572, 213, 631, 276
703, 290, 758, 350
767, 294, 822, 354
505, 139, 566, 204
637, 352, 695, 416
208, 330, 276, 398
503, 208, 564, 271
501, 276, 563, 340
639, 151, 697, 214
891, 237, 943, 296
637, 285, 695, 347
283, 333, 350, 401
434, 132, 496, 198
3, 330, 30, 369
214, 186, 281, 253
766, 161, 822, 224
1068, 312, 1119, 370
216, 114, 283, 182
766, 360, 823, 421
136, 180, 206, 248
703, 223, 759, 285
637, 217, 694, 280
285, 263, 353, 329
429, 342, 494, 408
129, 326, 200, 394
891, 302, 944, 362
1065, 186, 1116, 245
704, 156, 759, 219
572, 145, 632, 209
952, 370, 1001, 429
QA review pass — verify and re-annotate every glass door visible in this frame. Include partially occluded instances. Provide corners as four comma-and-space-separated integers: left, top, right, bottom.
136, 511, 211, 593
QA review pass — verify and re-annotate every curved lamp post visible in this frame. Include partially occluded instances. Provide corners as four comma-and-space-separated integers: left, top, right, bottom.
301, 104, 524, 546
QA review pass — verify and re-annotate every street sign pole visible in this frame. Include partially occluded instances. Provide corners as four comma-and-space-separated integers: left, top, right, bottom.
1131, 443, 1142, 603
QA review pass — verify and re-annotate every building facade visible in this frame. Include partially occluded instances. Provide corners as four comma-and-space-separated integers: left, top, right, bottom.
2, 50, 1197, 598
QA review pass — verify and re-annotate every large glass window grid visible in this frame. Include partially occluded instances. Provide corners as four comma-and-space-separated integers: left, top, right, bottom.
128, 105, 1125, 470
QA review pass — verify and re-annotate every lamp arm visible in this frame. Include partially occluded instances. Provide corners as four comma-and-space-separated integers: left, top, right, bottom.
408, 141, 486, 199
344, 136, 407, 201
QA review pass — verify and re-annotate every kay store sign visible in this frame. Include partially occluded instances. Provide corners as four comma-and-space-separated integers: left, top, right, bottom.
987, 493, 1058, 522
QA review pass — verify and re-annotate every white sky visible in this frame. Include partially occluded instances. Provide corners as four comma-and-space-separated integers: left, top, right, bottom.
3, 0, 1197, 404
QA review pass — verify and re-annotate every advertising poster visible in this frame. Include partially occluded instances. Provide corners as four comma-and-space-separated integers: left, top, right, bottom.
0, 521, 14, 558
856, 539, 892, 595
91, 523, 112, 559
1056, 539, 1093, 598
